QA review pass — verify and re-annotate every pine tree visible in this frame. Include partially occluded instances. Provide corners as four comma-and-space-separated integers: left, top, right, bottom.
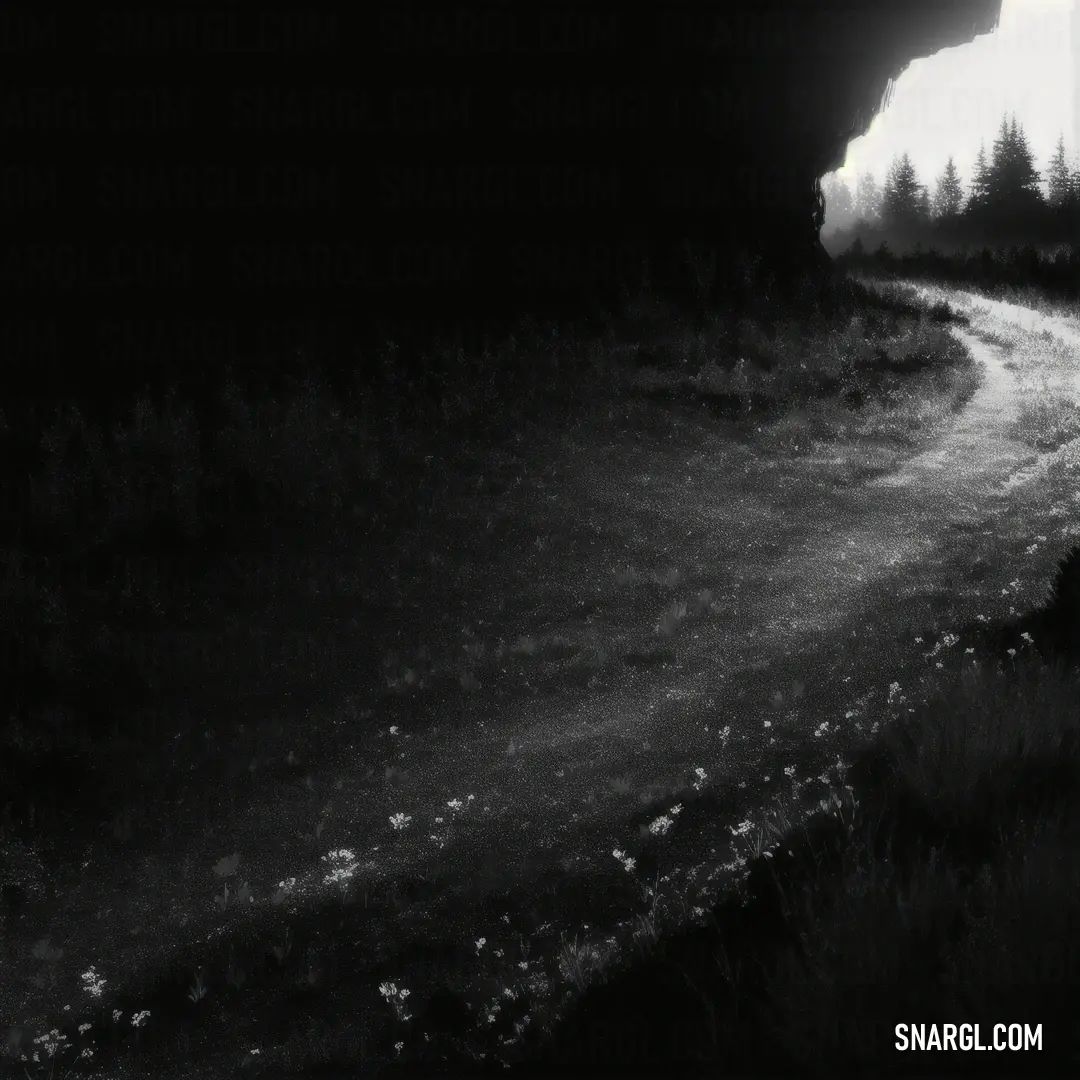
881, 152, 922, 224
917, 184, 931, 221
1046, 134, 1072, 208
967, 141, 992, 213
988, 113, 1014, 203
933, 157, 964, 218
1045, 133, 1071, 208
854, 170, 881, 224
1010, 118, 1043, 203
822, 174, 854, 232
988, 112, 1042, 208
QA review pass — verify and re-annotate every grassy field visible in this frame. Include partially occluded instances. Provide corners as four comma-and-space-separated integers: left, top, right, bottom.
3, 272, 1079, 1077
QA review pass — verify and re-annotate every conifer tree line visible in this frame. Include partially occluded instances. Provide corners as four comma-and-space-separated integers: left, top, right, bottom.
822, 111, 1080, 237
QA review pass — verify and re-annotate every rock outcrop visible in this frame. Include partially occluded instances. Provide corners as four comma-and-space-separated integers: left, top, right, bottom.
5, 2, 1003, 391
345, 0, 1004, 324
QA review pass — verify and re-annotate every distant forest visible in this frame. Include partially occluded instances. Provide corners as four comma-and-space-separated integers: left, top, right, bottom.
822, 112, 1080, 258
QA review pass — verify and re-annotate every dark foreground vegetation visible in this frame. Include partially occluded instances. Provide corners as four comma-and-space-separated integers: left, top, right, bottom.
518, 578, 1080, 1076
836, 238, 1080, 318
4, 266, 1080, 1077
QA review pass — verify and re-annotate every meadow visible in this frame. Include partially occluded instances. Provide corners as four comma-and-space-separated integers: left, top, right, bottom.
3, 269, 1079, 1077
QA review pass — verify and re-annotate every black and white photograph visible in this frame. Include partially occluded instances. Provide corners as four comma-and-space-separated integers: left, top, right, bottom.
2, 3, 1080, 1077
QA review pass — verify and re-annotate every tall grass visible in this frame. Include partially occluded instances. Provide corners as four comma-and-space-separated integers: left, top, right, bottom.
536, 656, 1080, 1073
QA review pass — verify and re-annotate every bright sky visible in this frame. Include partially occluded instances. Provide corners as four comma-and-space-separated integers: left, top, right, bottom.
829, 0, 1078, 193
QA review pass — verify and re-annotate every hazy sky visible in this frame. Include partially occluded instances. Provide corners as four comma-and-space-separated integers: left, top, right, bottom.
828, 0, 1077, 194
